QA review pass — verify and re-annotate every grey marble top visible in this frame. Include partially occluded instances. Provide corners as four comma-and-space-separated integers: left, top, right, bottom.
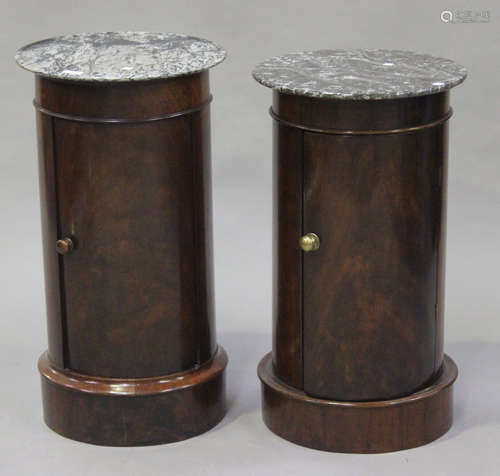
253, 49, 467, 100
15, 32, 226, 82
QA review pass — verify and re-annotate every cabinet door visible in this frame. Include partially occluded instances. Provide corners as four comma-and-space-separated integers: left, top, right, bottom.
54, 117, 197, 378
302, 129, 445, 401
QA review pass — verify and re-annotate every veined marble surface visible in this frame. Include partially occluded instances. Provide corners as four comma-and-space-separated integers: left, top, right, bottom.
15, 32, 226, 82
253, 49, 467, 100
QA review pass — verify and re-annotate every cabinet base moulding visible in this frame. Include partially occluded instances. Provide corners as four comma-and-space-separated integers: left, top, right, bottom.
258, 352, 457, 453
39, 346, 228, 446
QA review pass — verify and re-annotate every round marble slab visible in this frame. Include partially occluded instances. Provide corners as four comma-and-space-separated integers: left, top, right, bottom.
15, 32, 226, 82
253, 49, 467, 100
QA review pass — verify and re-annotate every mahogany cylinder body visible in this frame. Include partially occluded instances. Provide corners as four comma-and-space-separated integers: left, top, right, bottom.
272, 91, 449, 401
259, 90, 457, 452
34, 72, 226, 445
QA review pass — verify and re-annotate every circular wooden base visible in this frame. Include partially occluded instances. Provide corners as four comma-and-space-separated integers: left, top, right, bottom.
258, 352, 457, 453
39, 346, 228, 446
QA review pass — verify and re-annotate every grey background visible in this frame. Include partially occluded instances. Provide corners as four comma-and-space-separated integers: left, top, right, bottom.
1, 0, 499, 474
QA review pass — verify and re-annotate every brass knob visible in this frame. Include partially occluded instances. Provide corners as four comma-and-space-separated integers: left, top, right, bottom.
300, 233, 320, 252
56, 238, 74, 255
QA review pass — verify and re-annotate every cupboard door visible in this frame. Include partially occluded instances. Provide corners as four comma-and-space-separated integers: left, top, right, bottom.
55, 118, 197, 378
302, 129, 445, 401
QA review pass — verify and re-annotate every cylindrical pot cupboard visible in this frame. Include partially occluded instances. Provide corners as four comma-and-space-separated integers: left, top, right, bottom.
16, 32, 227, 446
253, 50, 467, 453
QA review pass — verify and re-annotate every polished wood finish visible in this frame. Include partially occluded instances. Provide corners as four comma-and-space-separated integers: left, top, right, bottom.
41, 347, 227, 446
259, 352, 456, 453
39, 346, 226, 396
32, 72, 225, 445
192, 106, 217, 363
303, 124, 447, 401
435, 136, 449, 371
35, 71, 210, 120
273, 90, 449, 132
264, 90, 456, 452
36, 112, 65, 369
272, 122, 303, 388
55, 115, 197, 378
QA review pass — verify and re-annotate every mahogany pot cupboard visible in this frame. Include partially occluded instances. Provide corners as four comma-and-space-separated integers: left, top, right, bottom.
16, 32, 228, 446
253, 49, 467, 453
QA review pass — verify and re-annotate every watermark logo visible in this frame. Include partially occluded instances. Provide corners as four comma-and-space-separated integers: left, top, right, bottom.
441, 10, 491, 23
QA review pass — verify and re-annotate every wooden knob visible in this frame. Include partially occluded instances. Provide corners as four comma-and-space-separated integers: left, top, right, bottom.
56, 238, 74, 255
300, 233, 320, 252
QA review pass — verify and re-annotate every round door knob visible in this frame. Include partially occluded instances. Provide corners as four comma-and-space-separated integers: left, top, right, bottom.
56, 238, 74, 255
300, 233, 320, 252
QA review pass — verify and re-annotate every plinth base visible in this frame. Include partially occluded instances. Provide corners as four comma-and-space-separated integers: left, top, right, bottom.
258, 352, 457, 453
39, 346, 227, 446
